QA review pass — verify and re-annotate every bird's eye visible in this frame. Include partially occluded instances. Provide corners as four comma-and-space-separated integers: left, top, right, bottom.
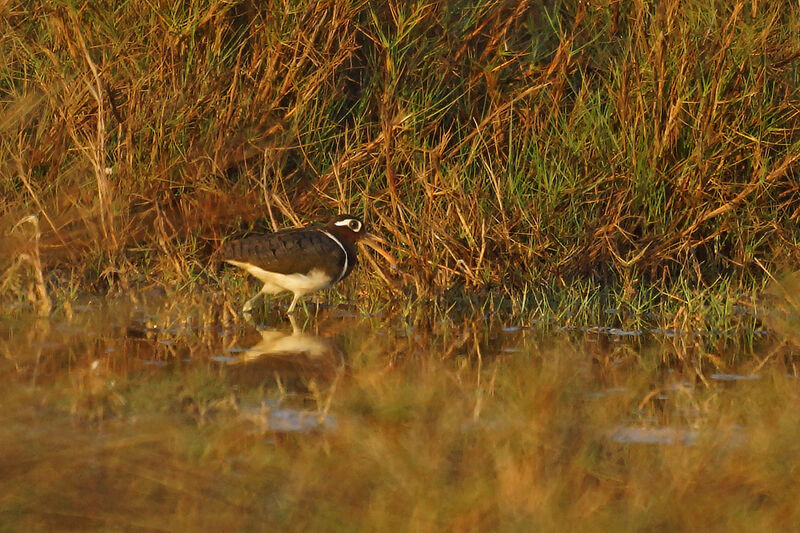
349, 220, 361, 232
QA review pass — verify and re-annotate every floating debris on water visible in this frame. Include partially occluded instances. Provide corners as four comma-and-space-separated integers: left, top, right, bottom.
501, 347, 525, 353
243, 407, 336, 433
608, 328, 644, 336
710, 373, 761, 381
211, 355, 238, 363
609, 426, 698, 446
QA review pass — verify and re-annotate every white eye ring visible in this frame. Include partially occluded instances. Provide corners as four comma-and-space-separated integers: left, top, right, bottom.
335, 218, 362, 232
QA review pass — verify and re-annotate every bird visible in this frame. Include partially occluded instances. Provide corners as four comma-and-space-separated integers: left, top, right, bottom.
219, 214, 386, 314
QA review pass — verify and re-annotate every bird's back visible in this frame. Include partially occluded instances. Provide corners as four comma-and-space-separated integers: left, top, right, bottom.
220, 226, 346, 280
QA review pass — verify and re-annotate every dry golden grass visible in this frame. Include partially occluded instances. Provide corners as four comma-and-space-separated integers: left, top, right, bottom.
1, 1, 799, 322
3, 6, 800, 531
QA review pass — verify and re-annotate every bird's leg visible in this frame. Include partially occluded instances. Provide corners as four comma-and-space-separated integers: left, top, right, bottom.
242, 290, 264, 313
288, 313, 300, 333
287, 293, 300, 314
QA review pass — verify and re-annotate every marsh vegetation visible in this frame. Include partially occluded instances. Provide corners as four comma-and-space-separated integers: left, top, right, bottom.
2, 0, 800, 530
2, 294, 800, 531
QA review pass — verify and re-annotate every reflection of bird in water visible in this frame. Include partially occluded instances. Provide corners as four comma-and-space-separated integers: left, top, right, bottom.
228, 315, 337, 365
223, 317, 341, 389
239, 324, 333, 363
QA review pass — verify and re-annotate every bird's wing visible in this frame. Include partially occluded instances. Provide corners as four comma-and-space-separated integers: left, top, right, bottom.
220, 228, 346, 277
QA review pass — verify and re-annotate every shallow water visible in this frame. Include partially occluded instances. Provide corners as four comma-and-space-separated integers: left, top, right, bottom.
1, 296, 799, 531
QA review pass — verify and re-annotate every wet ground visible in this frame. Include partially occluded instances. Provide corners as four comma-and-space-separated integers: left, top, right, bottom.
2, 295, 799, 531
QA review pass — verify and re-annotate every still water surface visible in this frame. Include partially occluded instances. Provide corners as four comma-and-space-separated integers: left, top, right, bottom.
1, 296, 798, 530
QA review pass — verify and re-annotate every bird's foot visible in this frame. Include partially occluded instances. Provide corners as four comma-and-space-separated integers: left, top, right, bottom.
242, 293, 262, 313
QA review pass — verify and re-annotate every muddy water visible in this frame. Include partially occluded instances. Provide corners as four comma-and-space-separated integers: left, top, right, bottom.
1, 297, 798, 531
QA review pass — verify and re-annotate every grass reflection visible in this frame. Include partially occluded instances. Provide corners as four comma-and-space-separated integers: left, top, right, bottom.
1, 299, 799, 531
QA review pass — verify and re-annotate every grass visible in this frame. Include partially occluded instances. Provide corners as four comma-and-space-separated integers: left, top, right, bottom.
1, 0, 799, 326
2, 3, 800, 528
2, 303, 800, 531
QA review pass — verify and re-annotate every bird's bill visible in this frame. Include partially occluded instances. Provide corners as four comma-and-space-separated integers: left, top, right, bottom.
360, 233, 397, 267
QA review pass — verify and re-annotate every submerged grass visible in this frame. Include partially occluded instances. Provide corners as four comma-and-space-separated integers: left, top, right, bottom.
2, 300, 800, 531
1, 1, 799, 326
